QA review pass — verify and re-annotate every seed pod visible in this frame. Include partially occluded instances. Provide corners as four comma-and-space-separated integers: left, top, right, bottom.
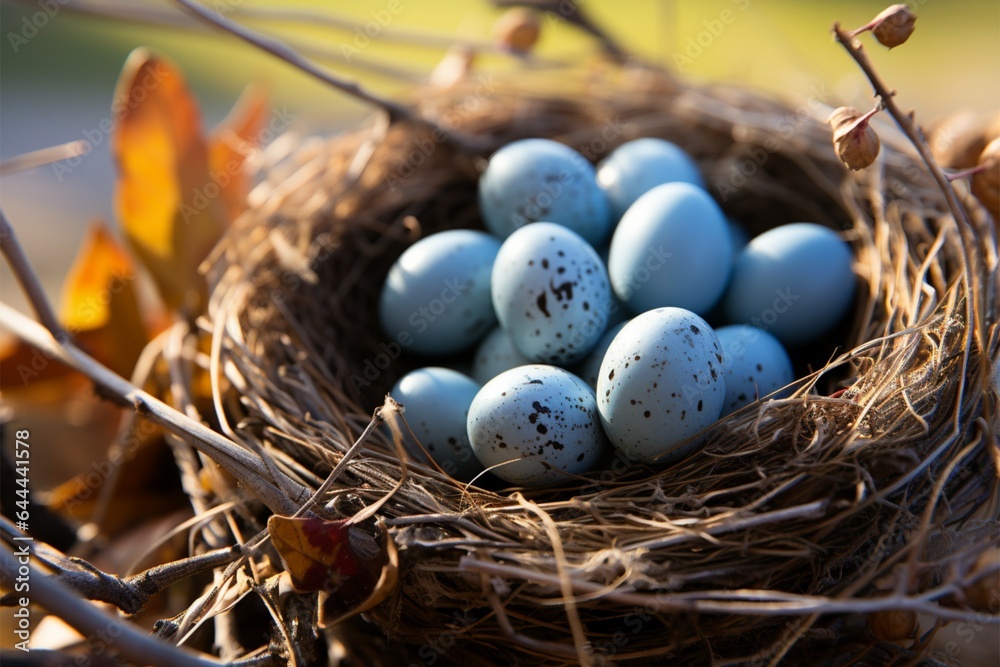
868, 608, 918, 641
963, 547, 1000, 612
971, 137, 1000, 221
493, 8, 542, 55
829, 106, 881, 171
871, 4, 917, 48
927, 111, 989, 170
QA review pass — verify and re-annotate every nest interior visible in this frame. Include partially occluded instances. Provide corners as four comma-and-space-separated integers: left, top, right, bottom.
203, 67, 999, 665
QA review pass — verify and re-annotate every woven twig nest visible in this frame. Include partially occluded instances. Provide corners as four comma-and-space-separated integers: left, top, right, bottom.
203, 67, 998, 665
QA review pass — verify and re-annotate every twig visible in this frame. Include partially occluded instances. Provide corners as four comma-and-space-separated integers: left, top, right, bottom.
167, 0, 488, 152
233, 6, 493, 53
831, 23, 971, 230
493, 0, 629, 62
0, 302, 303, 517
1, 518, 240, 614
0, 543, 221, 667
459, 557, 1000, 622
0, 211, 66, 338
0, 141, 91, 176
831, 20, 983, 464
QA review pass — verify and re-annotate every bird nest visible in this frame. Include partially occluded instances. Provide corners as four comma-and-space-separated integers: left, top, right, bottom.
200, 66, 998, 665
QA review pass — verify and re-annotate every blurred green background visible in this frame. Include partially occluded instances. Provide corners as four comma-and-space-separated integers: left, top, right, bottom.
1, 0, 998, 309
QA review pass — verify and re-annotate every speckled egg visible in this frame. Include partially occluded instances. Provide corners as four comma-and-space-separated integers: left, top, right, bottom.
608, 182, 733, 316
471, 327, 533, 385
478, 139, 611, 246
379, 230, 501, 357
597, 307, 726, 464
575, 321, 628, 389
492, 223, 612, 365
467, 365, 606, 486
597, 138, 705, 221
722, 223, 855, 345
715, 325, 794, 415
390, 367, 483, 481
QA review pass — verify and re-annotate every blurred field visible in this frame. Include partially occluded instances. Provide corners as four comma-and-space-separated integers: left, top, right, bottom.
1, 1, 997, 316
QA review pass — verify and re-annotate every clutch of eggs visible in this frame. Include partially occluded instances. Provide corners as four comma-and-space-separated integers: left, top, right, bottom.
377, 138, 856, 486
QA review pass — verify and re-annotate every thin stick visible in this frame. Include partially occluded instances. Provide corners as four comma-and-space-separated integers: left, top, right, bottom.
0, 211, 66, 338
0, 544, 221, 667
458, 557, 999, 622
493, 0, 629, 62
167, 0, 488, 152
1, 517, 240, 614
0, 302, 303, 517
831, 24, 970, 229
831, 21, 982, 454
233, 6, 493, 53
0, 140, 91, 175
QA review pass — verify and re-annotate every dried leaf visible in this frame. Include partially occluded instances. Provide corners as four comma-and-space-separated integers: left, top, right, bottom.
208, 84, 270, 224
0, 335, 77, 388
111, 49, 226, 316
268, 515, 396, 625
59, 222, 148, 378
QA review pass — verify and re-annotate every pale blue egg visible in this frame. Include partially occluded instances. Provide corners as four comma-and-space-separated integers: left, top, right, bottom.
492, 223, 611, 365
379, 230, 501, 357
597, 138, 704, 221
467, 365, 606, 486
390, 367, 483, 481
597, 308, 726, 464
478, 139, 611, 246
722, 223, 855, 345
471, 327, 532, 385
608, 183, 733, 316
715, 325, 794, 415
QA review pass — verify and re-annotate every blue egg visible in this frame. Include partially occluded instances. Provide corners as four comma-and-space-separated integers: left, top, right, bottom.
492, 223, 612, 365
715, 325, 794, 415
723, 223, 855, 345
597, 308, 726, 463
471, 327, 532, 385
379, 230, 501, 357
478, 139, 611, 246
390, 367, 483, 481
467, 364, 606, 486
608, 183, 733, 316
597, 138, 704, 221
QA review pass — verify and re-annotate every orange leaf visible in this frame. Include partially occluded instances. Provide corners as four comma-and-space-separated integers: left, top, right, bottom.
268, 515, 396, 624
209, 84, 270, 224
0, 335, 77, 390
59, 222, 148, 378
111, 49, 226, 316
